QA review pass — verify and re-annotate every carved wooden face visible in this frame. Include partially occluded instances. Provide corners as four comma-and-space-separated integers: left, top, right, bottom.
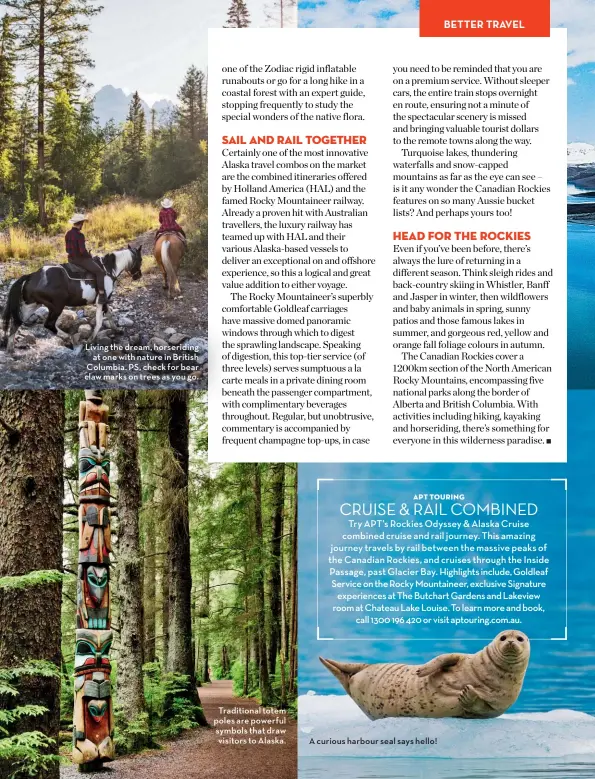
74, 669, 114, 753
77, 565, 110, 629
86, 566, 109, 606
74, 630, 112, 672
79, 506, 111, 565
79, 447, 111, 502
88, 698, 109, 723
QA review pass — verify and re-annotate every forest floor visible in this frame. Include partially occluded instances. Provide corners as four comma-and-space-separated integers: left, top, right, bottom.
60, 681, 297, 779
0, 230, 207, 389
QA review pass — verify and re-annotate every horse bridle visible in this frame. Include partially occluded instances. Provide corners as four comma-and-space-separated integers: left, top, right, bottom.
102, 251, 142, 283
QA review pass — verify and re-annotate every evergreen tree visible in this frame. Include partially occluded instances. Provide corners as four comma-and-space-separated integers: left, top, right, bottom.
0, 14, 17, 155
99, 119, 124, 195
70, 100, 102, 204
47, 88, 76, 193
177, 66, 206, 144
3, 0, 101, 227
121, 91, 147, 193
12, 91, 36, 210
0, 14, 18, 215
144, 111, 185, 196
174, 66, 207, 185
225, 0, 251, 28
265, 0, 297, 28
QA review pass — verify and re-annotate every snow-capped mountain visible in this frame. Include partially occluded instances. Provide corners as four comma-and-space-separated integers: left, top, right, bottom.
93, 86, 175, 127
567, 143, 595, 165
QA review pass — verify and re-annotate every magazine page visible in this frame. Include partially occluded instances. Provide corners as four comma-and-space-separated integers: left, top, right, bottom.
0, 0, 589, 777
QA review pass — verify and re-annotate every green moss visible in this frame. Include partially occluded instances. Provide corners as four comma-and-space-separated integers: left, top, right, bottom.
0, 570, 64, 590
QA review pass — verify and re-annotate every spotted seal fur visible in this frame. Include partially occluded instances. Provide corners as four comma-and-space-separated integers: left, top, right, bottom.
320, 629, 530, 719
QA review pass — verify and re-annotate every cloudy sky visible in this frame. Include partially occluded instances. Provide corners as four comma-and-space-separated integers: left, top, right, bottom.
298, 0, 595, 143
82, 0, 272, 103
0, 0, 272, 105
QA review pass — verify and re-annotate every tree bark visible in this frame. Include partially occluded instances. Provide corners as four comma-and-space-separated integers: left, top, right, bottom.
253, 465, 273, 705
243, 592, 250, 696
0, 391, 64, 779
165, 392, 206, 724
202, 572, 210, 682
160, 501, 169, 665
112, 390, 146, 722
268, 463, 284, 677
143, 511, 156, 663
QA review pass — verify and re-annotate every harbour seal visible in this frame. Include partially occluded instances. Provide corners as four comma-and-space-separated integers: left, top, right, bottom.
320, 629, 530, 720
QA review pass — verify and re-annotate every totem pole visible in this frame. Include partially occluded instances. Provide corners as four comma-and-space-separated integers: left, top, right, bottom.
73, 390, 115, 767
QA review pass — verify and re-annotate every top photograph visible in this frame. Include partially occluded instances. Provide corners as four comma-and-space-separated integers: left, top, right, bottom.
0, 0, 289, 389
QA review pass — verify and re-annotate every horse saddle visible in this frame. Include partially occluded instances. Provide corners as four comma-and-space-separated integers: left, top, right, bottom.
156, 231, 186, 246
60, 260, 102, 282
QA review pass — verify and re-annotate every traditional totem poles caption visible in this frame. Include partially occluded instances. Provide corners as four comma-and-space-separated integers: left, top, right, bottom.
73, 390, 115, 767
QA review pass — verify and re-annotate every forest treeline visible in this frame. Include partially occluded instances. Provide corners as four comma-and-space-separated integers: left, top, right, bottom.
0, 390, 297, 778
0, 0, 207, 232
0, 0, 295, 235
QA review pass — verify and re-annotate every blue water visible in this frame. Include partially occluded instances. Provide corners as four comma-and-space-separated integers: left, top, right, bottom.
299, 757, 595, 779
568, 222, 595, 388
568, 186, 595, 388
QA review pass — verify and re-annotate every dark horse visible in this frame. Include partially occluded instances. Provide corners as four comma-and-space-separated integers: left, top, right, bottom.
1, 245, 143, 353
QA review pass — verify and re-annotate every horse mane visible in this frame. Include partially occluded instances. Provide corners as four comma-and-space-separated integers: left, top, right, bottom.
102, 253, 117, 276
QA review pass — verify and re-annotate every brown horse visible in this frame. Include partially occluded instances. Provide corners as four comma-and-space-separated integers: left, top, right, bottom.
154, 232, 184, 298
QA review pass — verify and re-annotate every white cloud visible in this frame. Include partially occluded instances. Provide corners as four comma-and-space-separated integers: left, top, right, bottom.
552, 0, 595, 67
568, 77, 577, 84
300, 0, 418, 29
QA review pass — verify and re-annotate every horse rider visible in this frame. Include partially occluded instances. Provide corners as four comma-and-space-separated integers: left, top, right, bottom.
65, 213, 107, 304
156, 198, 186, 240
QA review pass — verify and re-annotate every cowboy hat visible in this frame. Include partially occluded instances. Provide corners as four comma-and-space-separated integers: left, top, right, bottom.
69, 213, 88, 224
161, 198, 173, 209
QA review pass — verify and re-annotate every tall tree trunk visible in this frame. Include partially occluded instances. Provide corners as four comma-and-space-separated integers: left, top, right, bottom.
160, 505, 169, 665
165, 392, 207, 724
202, 572, 210, 682
243, 628, 249, 696
143, 511, 156, 663
221, 645, 230, 677
0, 391, 64, 779
37, 1, 46, 228
288, 468, 298, 696
253, 465, 273, 705
193, 600, 200, 679
268, 463, 284, 677
243, 590, 250, 696
202, 642, 210, 684
113, 390, 146, 722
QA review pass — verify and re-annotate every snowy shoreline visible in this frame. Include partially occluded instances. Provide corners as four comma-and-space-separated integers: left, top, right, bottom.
299, 693, 595, 759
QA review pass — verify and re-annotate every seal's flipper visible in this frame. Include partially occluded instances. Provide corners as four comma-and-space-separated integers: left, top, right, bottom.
416, 652, 464, 678
319, 657, 369, 694
459, 684, 497, 718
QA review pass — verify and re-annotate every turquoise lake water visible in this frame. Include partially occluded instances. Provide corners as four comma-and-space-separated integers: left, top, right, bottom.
568, 221, 595, 388
300, 756, 595, 778
568, 185, 595, 388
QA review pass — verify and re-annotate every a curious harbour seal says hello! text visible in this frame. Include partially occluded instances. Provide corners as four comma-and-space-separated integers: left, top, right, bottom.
320, 629, 530, 720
